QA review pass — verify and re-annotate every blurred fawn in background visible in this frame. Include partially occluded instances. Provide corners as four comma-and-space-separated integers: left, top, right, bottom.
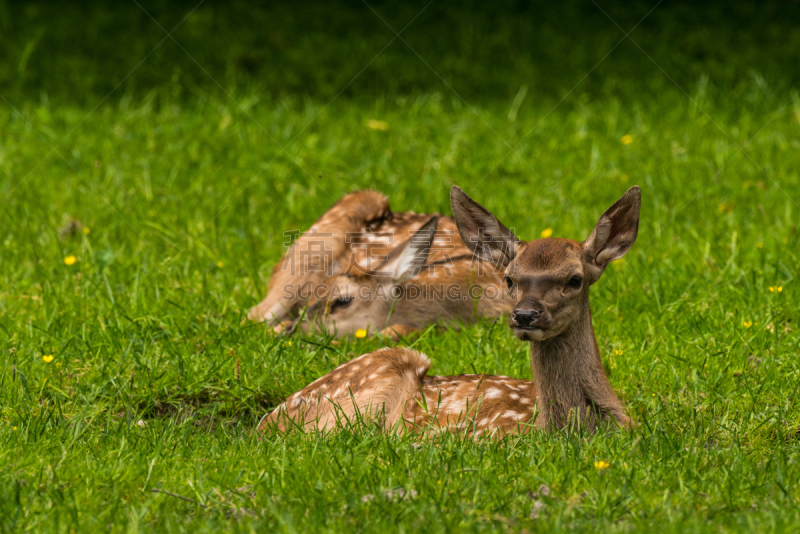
249, 191, 511, 338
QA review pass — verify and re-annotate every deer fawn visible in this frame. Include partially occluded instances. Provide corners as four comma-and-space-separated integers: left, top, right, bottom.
286, 216, 511, 338
248, 191, 511, 338
258, 185, 640, 436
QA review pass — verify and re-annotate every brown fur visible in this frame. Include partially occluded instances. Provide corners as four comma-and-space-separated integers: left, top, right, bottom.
250, 191, 511, 337
259, 348, 431, 432
248, 191, 391, 324
295, 251, 511, 339
527, 300, 628, 431
403, 374, 538, 437
258, 347, 538, 437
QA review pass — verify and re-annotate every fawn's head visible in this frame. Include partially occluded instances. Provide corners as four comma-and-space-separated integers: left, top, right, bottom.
451, 186, 640, 342
289, 217, 438, 337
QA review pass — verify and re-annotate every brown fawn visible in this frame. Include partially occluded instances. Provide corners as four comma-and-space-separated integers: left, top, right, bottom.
258, 185, 640, 436
248, 191, 511, 338
286, 216, 511, 338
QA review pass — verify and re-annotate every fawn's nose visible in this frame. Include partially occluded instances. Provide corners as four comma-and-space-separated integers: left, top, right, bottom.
512, 309, 542, 328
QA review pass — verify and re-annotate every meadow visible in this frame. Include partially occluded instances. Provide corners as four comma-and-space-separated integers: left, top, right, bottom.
1, 0, 800, 531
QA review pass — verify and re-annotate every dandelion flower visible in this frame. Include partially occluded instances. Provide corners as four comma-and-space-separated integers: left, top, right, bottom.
64, 255, 77, 266
216, 261, 224, 268
756, 242, 763, 249
743, 321, 753, 328
355, 329, 368, 338
769, 286, 783, 293
620, 135, 633, 145
42, 355, 54, 363
13, 426, 17, 431
594, 460, 610, 470
540, 228, 553, 238
366, 120, 389, 131
82, 227, 91, 235
614, 349, 624, 356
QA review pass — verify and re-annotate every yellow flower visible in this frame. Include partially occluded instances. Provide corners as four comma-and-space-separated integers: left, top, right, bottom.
718, 202, 734, 214
13, 426, 17, 431
42, 355, 54, 363
612, 258, 626, 270
287, 341, 292, 347
620, 135, 633, 145
743, 321, 753, 328
355, 329, 368, 338
594, 460, 610, 470
756, 242, 763, 249
63, 255, 77, 266
768, 286, 783, 293
216, 261, 224, 268
366, 120, 389, 131
540, 228, 553, 238
82, 227, 91, 235
613, 349, 624, 356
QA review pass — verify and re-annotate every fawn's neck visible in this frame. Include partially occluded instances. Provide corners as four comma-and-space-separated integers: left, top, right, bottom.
529, 301, 625, 431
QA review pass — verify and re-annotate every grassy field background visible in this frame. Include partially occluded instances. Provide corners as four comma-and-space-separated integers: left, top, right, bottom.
2, 0, 800, 531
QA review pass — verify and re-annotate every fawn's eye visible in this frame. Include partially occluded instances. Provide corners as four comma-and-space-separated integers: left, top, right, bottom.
567, 276, 583, 289
504, 276, 514, 289
330, 297, 354, 311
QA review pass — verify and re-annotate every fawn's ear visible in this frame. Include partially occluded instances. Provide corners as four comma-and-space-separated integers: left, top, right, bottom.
378, 216, 438, 283
583, 186, 641, 281
450, 186, 519, 267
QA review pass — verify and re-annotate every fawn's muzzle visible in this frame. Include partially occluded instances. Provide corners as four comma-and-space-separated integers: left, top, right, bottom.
511, 309, 543, 329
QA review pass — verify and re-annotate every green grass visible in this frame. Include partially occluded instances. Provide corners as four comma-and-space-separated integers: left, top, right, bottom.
2, 0, 800, 531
